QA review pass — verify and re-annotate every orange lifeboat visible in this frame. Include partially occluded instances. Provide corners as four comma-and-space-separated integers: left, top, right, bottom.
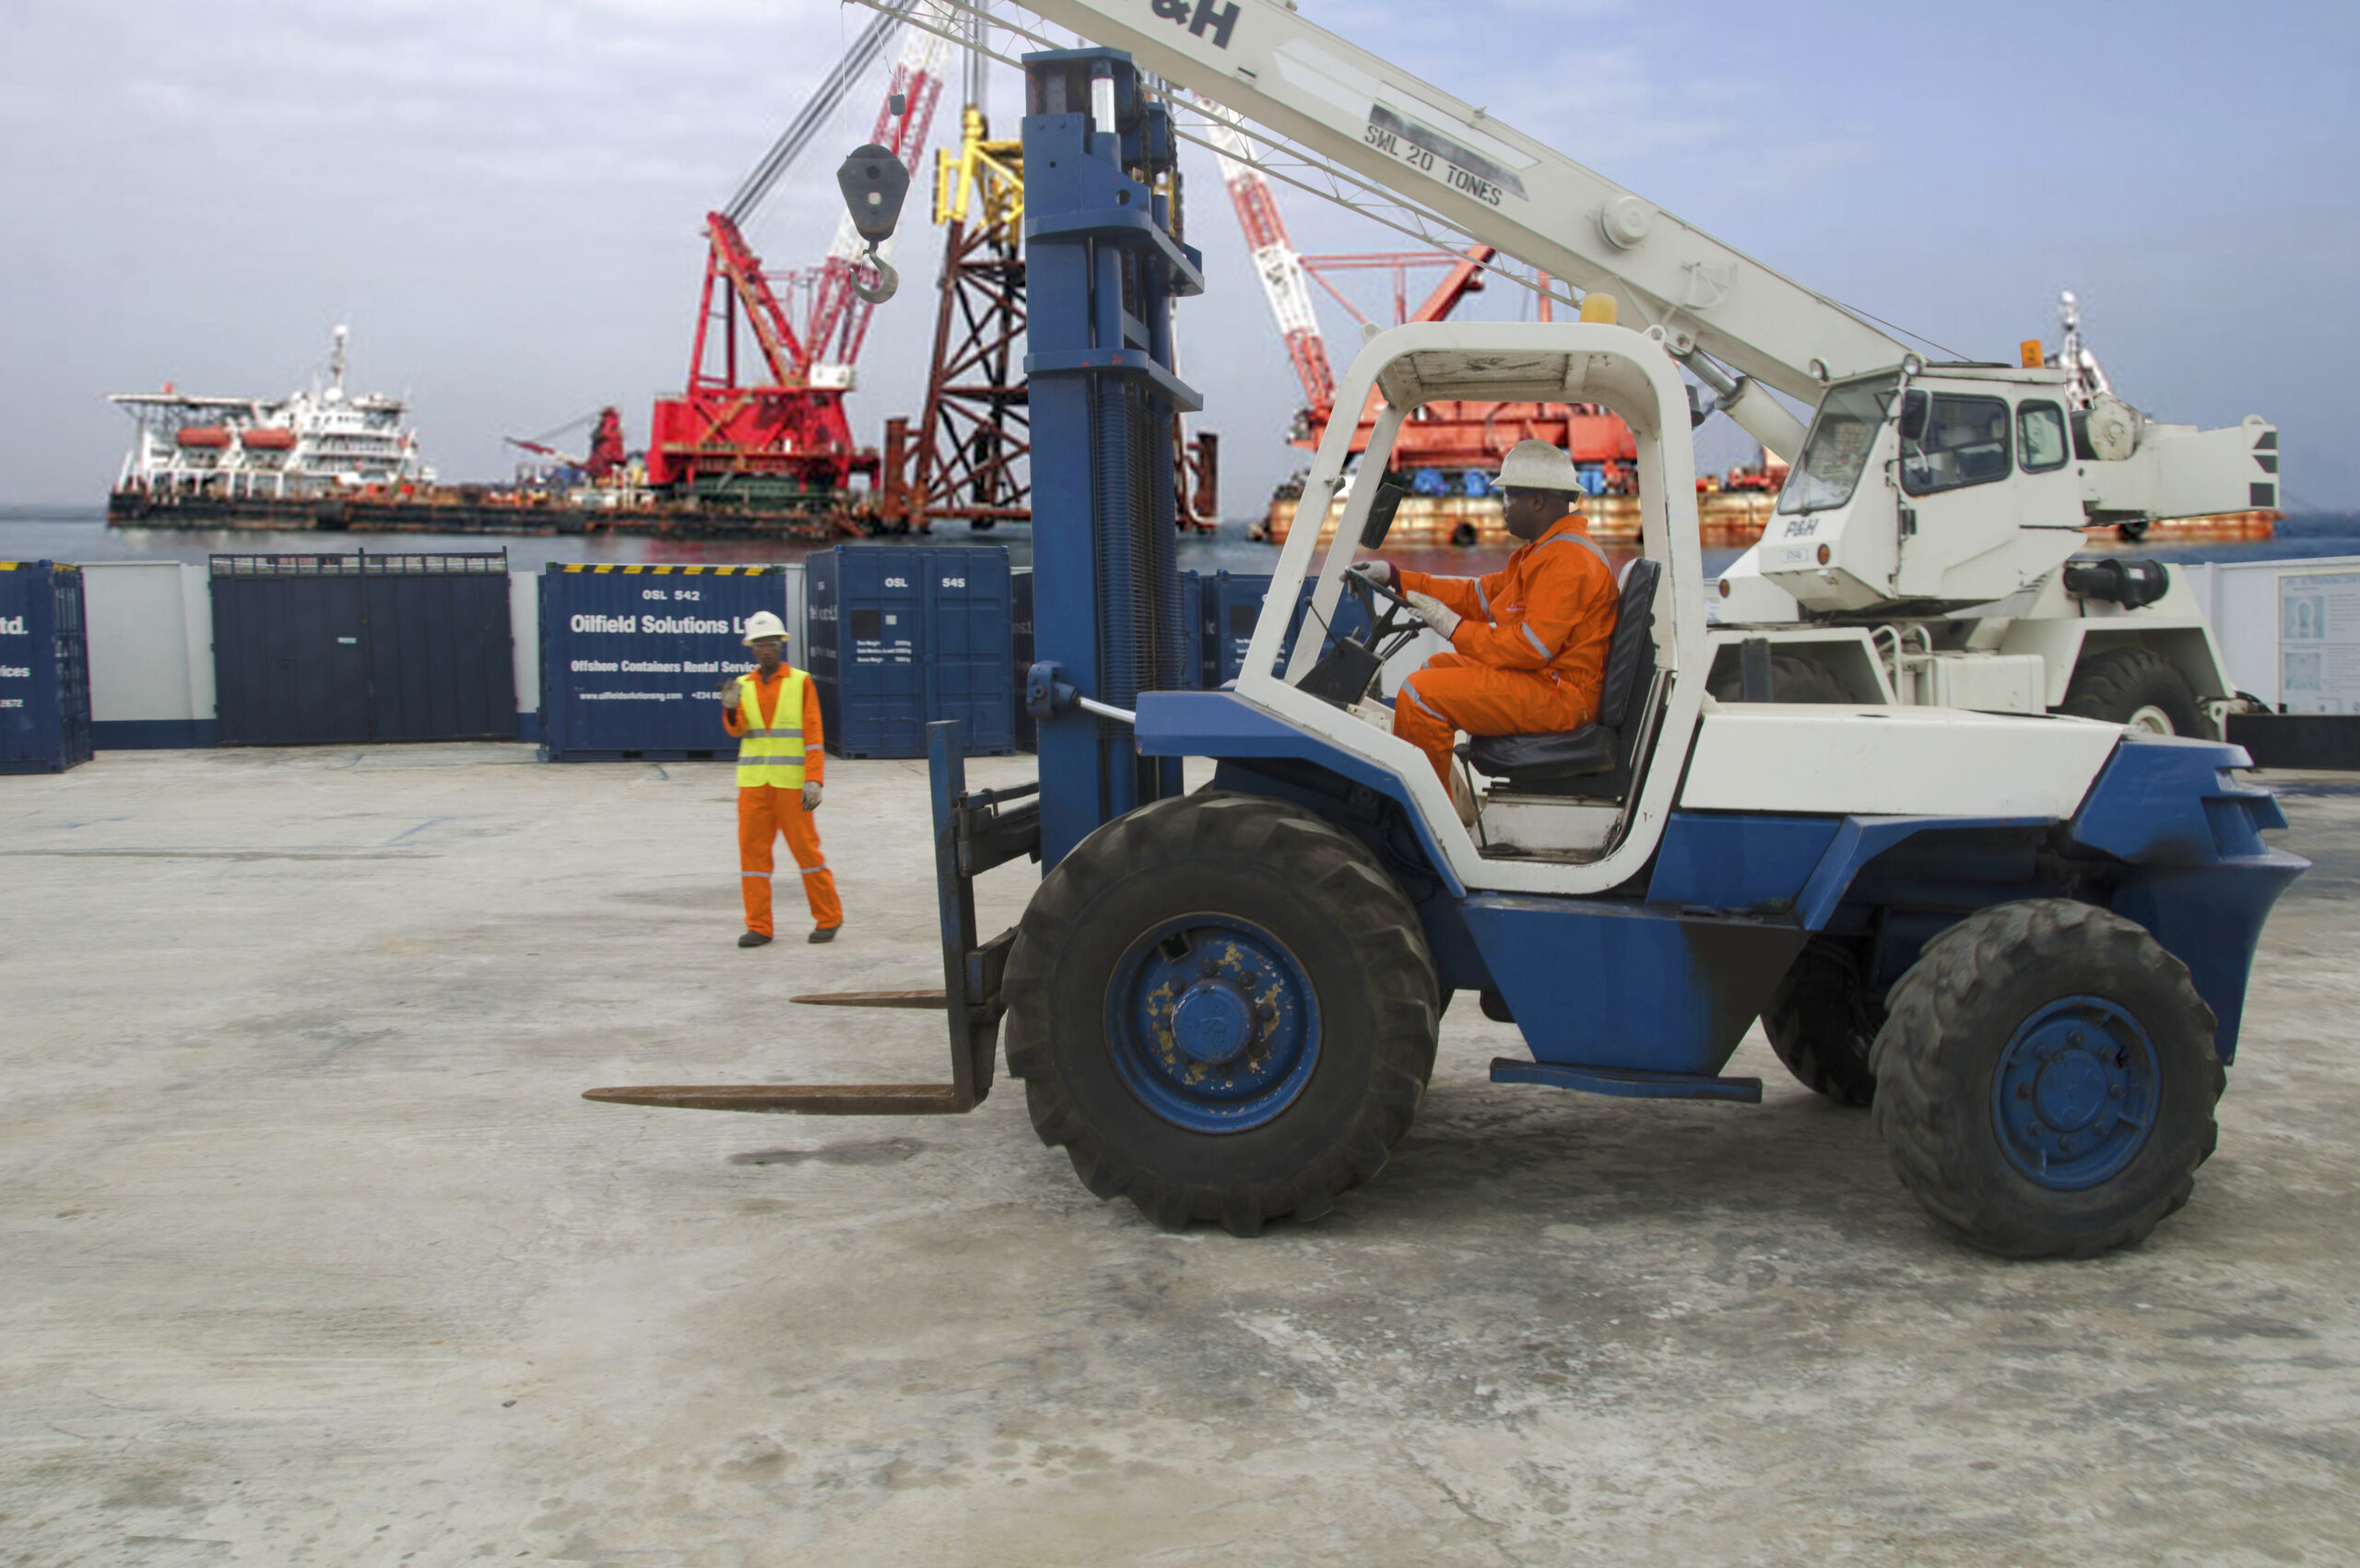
176, 426, 232, 449
240, 426, 297, 451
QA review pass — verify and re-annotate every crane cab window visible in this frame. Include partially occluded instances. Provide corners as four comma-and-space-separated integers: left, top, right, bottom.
2018, 400, 2070, 472
1899, 392, 2012, 496
1777, 372, 1896, 513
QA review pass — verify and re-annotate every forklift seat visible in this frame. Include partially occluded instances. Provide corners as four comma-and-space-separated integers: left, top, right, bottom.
1459, 557, 1659, 791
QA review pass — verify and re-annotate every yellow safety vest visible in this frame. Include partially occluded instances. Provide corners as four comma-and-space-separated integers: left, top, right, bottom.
734, 667, 810, 789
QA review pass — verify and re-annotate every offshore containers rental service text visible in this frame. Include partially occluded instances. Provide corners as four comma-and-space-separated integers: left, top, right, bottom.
538, 566, 793, 761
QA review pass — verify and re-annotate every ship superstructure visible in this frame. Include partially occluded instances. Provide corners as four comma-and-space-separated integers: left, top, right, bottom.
108, 327, 427, 503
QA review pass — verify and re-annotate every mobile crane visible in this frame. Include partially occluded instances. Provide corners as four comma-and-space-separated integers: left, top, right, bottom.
1118, 0, 2275, 735
591, 2, 2304, 1259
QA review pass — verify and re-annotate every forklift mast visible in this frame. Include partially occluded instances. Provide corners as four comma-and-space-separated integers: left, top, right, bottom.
1019, 48, 1205, 868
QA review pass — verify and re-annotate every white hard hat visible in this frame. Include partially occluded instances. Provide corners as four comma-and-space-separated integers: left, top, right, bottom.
1494, 439, 1583, 492
741, 610, 788, 645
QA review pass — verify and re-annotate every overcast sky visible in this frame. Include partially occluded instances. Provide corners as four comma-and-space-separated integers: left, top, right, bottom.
2, 0, 2353, 513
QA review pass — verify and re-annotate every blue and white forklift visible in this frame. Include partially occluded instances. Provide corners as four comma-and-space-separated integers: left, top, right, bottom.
593, 6, 2305, 1258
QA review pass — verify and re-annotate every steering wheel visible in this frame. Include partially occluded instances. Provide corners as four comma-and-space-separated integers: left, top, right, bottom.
1343, 569, 1419, 641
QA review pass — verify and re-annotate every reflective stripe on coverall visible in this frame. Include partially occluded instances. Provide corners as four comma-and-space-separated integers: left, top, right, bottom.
1391, 513, 1621, 788
726, 666, 842, 936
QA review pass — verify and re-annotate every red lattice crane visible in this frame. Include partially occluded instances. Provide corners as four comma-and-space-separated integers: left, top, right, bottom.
645, 6, 951, 516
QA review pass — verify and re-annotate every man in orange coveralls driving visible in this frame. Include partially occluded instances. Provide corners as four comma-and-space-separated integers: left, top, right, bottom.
721, 611, 843, 948
1351, 440, 1621, 791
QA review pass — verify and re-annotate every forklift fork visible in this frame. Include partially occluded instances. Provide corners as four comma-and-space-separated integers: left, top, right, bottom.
583, 721, 1032, 1115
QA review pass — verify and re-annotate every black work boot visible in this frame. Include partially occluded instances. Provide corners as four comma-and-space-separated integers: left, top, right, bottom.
808, 925, 841, 945
738, 930, 773, 948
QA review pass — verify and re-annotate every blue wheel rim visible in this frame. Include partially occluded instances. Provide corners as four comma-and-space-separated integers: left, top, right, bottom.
1103, 914, 1321, 1134
1990, 994, 2160, 1191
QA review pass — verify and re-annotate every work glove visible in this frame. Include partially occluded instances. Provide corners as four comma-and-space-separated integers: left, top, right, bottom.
1406, 590, 1462, 641
800, 782, 822, 811
1347, 560, 1398, 592
720, 681, 742, 711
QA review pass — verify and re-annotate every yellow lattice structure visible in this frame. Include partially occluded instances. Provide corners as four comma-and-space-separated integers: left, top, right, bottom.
933, 107, 1023, 242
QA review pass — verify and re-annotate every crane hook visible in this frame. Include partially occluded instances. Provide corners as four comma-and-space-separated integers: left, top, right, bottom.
836, 143, 911, 307
852, 244, 898, 305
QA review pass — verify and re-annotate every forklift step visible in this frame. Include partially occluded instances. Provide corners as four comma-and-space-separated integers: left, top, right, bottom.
581, 1083, 973, 1114
1490, 1057, 1763, 1102
790, 990, 949, 1008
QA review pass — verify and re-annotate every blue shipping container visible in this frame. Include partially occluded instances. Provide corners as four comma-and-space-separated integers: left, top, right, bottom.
1021, 568, 1198, 747
1176, 570, 1204, 692
807, 546, 1014, 759
919, 547, 1016, 755
1013, 567, 1035, 753
539, 565, 790, 760
1192, 571, 1373, 689
0, 560, 92, 774
1286, 576, 1375, 669
1202, 571, 1270, 688
210, 553, 515, 747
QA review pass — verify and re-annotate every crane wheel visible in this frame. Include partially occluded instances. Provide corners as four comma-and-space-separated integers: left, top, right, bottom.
1707, 652, 1852, 704
2059, 646, 2207, 737
1002, 793, 1439, 1236
1869, 899, 2222, 1259
1762, 938, 1883, 1106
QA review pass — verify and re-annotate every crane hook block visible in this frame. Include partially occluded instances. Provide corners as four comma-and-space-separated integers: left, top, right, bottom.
837, 143, 911, 247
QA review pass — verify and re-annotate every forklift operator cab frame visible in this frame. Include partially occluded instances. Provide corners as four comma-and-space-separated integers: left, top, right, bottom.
1236, 317, 1703, 898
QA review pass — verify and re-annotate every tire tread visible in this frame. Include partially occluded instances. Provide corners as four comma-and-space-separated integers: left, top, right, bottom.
2058, 646, 2207, 737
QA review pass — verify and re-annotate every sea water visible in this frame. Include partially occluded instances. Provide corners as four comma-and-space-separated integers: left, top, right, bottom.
6, 504, 2358, 583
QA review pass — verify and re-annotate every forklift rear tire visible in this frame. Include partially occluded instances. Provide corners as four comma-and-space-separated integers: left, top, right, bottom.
1869, 899, 2222, 1259
1003, 794, 1440, 1236
2058, 646, 2206, 737
1762, 938, 1882, 1106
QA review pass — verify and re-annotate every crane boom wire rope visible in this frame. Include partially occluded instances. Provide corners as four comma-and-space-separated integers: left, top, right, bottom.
726, 7, 903, 225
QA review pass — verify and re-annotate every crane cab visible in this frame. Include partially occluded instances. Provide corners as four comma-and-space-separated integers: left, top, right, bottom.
1738, 365, 2090, 616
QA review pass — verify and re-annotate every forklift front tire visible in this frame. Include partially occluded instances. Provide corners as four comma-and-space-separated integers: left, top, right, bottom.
1003, 794, 1439, 1236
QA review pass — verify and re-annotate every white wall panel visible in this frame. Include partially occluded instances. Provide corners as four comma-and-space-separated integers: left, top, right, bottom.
82, 561, 210, 724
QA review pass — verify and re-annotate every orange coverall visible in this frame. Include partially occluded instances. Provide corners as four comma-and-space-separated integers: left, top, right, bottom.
722, 667, 843, 937
1393, 513, 1621, 788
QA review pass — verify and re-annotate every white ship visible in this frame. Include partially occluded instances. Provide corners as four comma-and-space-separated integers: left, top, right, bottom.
107, 327, 431, 502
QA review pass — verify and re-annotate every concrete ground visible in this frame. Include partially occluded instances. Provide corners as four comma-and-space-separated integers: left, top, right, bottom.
2, 745, 2354, 1567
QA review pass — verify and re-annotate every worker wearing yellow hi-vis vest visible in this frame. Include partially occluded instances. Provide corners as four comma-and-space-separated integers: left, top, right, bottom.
720, 611, 842, 947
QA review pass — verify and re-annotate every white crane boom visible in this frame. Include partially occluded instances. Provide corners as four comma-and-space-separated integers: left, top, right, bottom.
860, 0, 2276, 568
923, 0, 1907, 407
